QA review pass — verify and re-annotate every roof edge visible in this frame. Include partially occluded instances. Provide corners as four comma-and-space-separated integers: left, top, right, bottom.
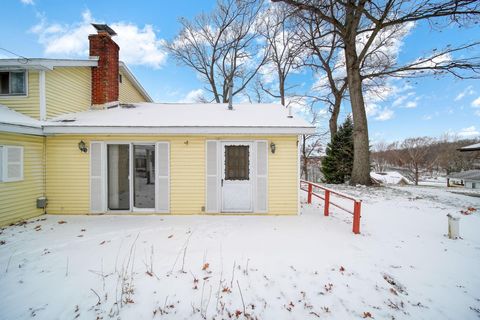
0, 58, 99, 70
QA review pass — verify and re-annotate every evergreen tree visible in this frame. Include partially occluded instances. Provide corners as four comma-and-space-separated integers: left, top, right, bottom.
321, 116, 354, 184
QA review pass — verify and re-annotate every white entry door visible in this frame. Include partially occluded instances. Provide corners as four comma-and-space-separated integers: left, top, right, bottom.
221, 142, 253, 212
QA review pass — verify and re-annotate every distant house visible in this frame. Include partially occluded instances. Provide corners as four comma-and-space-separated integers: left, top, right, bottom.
447, 142, 480, 189
447, 170, 480, 189
0, 24, 314, 226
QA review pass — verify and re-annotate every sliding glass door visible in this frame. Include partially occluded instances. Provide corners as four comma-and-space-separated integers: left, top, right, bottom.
133, 144, 155, 210
106, 143, 156, 211
107, 144, 130, 210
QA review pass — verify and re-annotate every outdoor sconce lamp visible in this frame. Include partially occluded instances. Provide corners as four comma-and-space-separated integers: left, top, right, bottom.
270, 142, 276, 154
78, 140, 88, 153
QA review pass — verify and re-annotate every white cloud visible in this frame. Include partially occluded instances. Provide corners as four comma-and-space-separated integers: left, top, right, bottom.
366, 102, 394, 121
178, 89, 205, 103
472, 96, 480, 108
375, 108, 394, 121
422, 114, 432, 120
458, 126, 480, 138
405, 101, 417, 108
20, 0, 34, 4
455, 85, 475, 101
30, 10, 167, 68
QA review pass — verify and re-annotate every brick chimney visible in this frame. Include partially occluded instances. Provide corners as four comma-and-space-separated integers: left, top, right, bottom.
89, 24, 119, 108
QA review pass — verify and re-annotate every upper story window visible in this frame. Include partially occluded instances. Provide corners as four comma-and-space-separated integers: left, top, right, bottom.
0, 70, 27, 96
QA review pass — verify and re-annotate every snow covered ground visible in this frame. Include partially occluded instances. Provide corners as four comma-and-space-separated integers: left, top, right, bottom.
0, 185, 479, 319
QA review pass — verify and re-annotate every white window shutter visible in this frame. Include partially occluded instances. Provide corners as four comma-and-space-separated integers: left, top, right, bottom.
156, 142, 170, 213
3, 146, 23, 182
206, 140, 219, 212
255, 141, 268, 213
90, 142, 105, 213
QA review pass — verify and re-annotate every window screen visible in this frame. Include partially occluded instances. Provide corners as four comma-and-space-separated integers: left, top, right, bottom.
225, 146, 249, 180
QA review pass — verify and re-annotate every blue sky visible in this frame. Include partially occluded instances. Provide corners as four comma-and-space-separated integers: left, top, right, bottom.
1, 0, 480, 143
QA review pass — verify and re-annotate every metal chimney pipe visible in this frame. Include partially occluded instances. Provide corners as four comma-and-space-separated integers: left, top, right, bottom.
228, 81, 233, 110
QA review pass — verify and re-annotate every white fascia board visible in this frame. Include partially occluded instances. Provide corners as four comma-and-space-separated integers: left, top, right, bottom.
43, 126, 316, 135
119, 62, 153, 102
0, 123, 44, 136
0, 58, 98, 70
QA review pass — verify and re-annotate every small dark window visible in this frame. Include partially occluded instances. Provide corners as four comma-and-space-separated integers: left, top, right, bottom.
118, 74, 123, 83
225, 146, 249, 180
0, 71, 26, 95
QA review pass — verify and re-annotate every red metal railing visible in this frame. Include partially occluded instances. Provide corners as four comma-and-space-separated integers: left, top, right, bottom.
300, 180, 362, 234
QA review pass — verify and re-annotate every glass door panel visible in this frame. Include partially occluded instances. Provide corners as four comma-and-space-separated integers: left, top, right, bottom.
108, 144, 130, 210
134, 145, 155, 209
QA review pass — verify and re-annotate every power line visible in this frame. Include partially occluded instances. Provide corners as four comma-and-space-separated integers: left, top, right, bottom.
0, 47, 29, 63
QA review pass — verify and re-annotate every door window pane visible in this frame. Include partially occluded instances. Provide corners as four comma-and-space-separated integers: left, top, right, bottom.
134, 145, 155, 208
225, 146, 249, 180
108, 144, 130, 210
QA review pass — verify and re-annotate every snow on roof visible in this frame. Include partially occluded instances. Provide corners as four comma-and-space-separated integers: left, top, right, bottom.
448, 170, 480, 181
371, 171, 411, 185
0, 105, 42, 128
44, 103, 315, 134
459, 143, 480, 152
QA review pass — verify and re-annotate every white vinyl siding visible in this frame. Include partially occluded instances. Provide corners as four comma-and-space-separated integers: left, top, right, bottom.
156, 142, 170, 212
90, 141, 106, 213
1, 145, 24, 182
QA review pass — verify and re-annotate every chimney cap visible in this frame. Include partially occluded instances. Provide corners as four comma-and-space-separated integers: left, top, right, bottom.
91, 23, 117, 36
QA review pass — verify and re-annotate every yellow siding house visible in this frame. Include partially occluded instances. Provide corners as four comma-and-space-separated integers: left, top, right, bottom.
0, 24, 314, 226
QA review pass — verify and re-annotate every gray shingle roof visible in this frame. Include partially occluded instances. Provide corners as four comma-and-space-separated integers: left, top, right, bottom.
448, 170, 480, 181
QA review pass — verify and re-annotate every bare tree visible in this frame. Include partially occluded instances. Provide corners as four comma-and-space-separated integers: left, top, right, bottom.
300, 104, 327, 180
272, 0, 480, 185
397, 137, 433, 185
167, 0, 269, 103
258, 3, 304, 106
297, 11, 348, 139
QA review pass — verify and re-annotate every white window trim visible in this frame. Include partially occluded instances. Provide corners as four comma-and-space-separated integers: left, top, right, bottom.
0, 70, 28, 98
1, 145, 24, 182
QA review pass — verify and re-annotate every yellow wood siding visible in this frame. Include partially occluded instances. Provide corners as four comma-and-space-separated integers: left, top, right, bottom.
119, 71, 147, 103
0, 70, 40, 119
45, 135, 298, 215
0, 133, 45, 226
46, 67, 91, 118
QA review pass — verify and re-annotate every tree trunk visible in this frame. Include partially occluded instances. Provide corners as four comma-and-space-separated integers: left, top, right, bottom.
415, 165, 419, 186
329, 95, 341, 141
279, 72, 285, 107
344, 41, 371, 186
302, 135, 308, 181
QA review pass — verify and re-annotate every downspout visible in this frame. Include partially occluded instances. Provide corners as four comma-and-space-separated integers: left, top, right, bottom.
43, 135, 47, 214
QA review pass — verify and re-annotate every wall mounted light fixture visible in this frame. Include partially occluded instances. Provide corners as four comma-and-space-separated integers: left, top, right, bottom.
270, 142, 276, 154
78, 140, 88, 153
